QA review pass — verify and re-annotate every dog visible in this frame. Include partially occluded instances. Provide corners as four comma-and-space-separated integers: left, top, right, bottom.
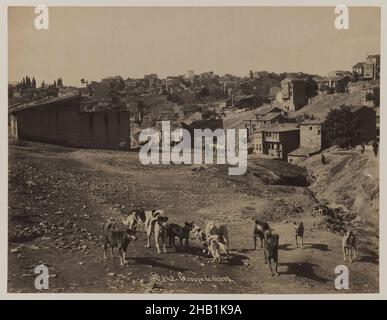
342, 230, 357, 263
205, 221, 229, 256
205, 235, 228, 263
293, 221, 304, 248
145, 215, 169, 254
167, 222, 194, 249
253, 219, 270, 250
103, 222, 137, 265
263, 229, 279, 276
123, 207, 163, 231
192, 224, 207, 242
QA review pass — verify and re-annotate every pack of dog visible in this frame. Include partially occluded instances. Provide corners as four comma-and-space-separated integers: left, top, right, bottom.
166, 222, 194, 249
253, 219, 270, 250
263, 229, 279, 276
342, 230, 357, 263
102, 222, 137, 265
293, 221, 304, 248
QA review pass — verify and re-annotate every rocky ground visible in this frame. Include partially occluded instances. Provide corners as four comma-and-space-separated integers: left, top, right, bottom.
8, 141, 379, 294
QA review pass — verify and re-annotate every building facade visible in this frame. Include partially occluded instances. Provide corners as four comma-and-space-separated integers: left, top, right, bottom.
253, 124, 300, 161
361, 85, 380, 108
9, 95, 130, 149
280, 78, 306, 112
288, 120, 328, 164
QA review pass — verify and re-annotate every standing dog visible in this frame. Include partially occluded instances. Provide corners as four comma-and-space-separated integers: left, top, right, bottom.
205, 221, 229, 256
342, 230, 357, 262
205, 235, 228, 263
103, 222, 137, 265
123, 208, 163, 231
253, 219, 270, 250
167, 222, 194, 249
145, 215, 169, 254
293, 221, 304, 248
263, 230, 279, 276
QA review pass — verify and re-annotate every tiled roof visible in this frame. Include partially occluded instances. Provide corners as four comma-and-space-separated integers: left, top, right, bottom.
300, 119, 325, 125
9, 95, 78, 114
255, 123, 299, 133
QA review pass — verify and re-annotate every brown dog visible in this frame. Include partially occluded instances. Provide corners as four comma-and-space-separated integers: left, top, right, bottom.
342, 230, 357, 262
253, 219, 270, 250
293, 221, 304, 248
167, 222, 194, 249
263, 230, 279, 276
103, 222, 137, 265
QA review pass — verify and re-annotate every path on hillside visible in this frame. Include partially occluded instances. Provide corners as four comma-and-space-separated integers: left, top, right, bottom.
8, 142, 378, 293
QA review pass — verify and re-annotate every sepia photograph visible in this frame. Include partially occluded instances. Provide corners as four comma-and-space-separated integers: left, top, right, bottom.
6, 4, 380, 295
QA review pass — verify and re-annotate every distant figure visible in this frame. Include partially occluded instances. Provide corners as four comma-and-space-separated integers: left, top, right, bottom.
372, 141, 379, 157
321, 153, 326, 165
360, 143, 365, 154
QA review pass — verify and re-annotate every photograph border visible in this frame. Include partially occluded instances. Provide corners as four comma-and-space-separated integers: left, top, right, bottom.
1, 0, 385, 300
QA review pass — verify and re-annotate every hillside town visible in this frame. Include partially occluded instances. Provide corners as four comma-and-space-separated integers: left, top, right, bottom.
7, 4, 381, 296
9, 53, 380, 163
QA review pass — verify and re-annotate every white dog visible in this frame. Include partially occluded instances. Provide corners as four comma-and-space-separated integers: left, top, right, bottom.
206, 235, 228, 263
205, 221, 229, 256
145, 215, 168, 254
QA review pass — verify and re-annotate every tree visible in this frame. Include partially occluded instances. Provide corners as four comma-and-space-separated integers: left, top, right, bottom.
32, 77, 36, 89
41, 80, 45, 88
54, 80, 57, 87
325, 105, 361, 148
304, 76, 318, 98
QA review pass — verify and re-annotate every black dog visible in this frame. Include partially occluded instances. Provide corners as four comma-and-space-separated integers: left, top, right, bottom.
103, 222, 137, 265
263, 230, 279, 276
167, 222, 194, 249
253, 219, 271, 250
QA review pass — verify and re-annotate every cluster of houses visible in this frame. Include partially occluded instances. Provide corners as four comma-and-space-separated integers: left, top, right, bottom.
352, 54, 380, 81
247, 99, 377, 164
8, 53, 380, 161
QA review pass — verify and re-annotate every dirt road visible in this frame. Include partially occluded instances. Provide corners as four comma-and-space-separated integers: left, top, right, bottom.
8, 142, 379, 293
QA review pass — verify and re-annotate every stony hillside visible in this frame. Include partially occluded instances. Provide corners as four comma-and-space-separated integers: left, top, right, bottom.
301, 147, 379, 232
290, 92, 362, 120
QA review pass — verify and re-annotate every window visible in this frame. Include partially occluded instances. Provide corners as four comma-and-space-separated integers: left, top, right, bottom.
318, 129, 321, 135
309, 126, 313, 130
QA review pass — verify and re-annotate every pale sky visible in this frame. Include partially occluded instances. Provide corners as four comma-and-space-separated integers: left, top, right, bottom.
8, 6, 380, 86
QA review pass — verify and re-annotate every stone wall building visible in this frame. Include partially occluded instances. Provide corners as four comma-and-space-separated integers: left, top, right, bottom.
9, 95, 130, 149
288, 120, 328, 164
